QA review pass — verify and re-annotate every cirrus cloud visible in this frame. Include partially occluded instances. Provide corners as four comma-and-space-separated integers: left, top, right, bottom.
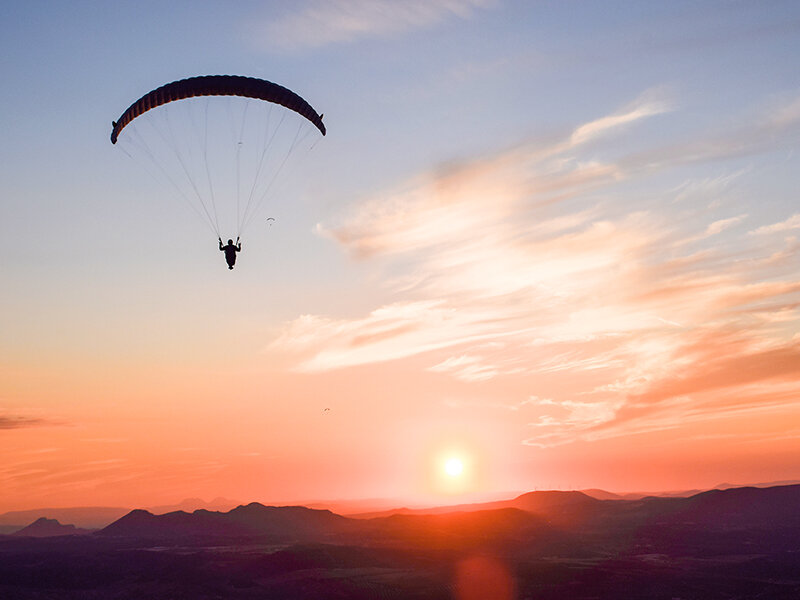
250, 0, 496, 50
270, 90, 800, 448
0, 414, 50, 430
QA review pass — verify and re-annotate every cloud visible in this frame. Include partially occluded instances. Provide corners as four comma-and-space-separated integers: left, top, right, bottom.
0, 414, 48, 429
269, 300, 528, 372
522, 315, 800, 448
271, 89, 800, 448
624, 93, 800, 171
750, 213, 800, 235
671, 169, 748, 206
428, 354, 501, 382
0, 452, 228, 502
569, 90, 673, 147
705, 214, 747, 237
251, 0, 495, 50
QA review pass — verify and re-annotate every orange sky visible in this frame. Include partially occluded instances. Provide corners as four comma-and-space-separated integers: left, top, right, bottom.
2, 2, 800, 513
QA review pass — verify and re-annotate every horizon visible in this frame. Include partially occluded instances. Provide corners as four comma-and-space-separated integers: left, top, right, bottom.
4, 478, 800, 519
3, 483, 798, 598
2, 481, 798, 540
2, 2, 800, 515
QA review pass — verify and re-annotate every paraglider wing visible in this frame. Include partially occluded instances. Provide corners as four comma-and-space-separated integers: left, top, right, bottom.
110, 75, 326, 144
110, 74, 325, 245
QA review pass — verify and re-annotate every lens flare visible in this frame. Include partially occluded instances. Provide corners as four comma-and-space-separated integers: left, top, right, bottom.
454, 556, 515, 600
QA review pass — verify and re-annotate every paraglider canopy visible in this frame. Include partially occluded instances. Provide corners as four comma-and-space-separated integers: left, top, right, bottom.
110, 75, 326, 243
110, 75, 325, 144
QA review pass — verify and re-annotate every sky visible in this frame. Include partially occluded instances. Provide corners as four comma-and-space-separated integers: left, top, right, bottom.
1, 0, 799, 513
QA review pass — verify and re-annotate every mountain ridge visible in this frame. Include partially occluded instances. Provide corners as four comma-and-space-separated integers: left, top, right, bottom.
91, 484, 800, 544
98, 502, 355, 540
11, 517, 92, 538
4, 482, 798, 536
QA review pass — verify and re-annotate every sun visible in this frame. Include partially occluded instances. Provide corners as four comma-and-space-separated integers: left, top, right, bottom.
422, 442, 479, 499
444, 457, 464, 478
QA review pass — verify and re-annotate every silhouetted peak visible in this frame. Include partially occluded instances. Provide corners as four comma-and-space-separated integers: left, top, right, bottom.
119, 509, 158, 523
646, 484, 800, 529
234, 501, 268, 511
511, 490, 599, 510
229, 503, 336, 518
12, 517, 87, 537
99, 501, 353, 540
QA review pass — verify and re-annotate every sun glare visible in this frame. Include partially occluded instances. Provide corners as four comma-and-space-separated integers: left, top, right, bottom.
420, 439, 482, 500
444, 457, 464, 477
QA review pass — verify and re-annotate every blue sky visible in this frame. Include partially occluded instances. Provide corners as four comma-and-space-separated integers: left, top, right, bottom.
1, 1, 799, 510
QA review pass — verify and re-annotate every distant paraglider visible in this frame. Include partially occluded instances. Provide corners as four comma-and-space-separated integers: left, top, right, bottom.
110, 75, 325, 267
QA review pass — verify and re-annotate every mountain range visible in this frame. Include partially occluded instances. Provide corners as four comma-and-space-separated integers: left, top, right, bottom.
4, 479, 797, 534
2, 484, 798, 599
0, 497, 239, 532
84, 484, 799, 546
5, 483, 800, 540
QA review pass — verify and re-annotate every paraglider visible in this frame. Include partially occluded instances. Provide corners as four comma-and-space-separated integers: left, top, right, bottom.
110, 75, 325, 267
219, 237, 241, 270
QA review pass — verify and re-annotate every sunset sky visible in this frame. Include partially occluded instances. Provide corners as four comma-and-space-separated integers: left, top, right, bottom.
2, 1, 799, 513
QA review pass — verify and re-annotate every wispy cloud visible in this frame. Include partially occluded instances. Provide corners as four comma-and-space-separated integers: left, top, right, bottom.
251, 0, 495, 50
269, 300, 523, 372
0, 414, 49, 430
624, 93, 800, 171
750, 213, 800, 235
705, 214, 747, 237
270, 90, 800, 447
569, 90, 673, 147
0, 452, 228, 504
428, 354, 502, 382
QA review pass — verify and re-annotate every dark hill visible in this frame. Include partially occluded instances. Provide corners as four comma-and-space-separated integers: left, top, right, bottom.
94, 485, 800, 548
504, 490, 602, 525
12, 517, 91, 537
507, 490, 599, 511
363, 507, 560, 551
2, 485, 799, 599
98, 508, 238, 539
99, 503, 356, 541
225, 503, 353, 536
351, 490, 599, 521
657, 484, 800, 529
